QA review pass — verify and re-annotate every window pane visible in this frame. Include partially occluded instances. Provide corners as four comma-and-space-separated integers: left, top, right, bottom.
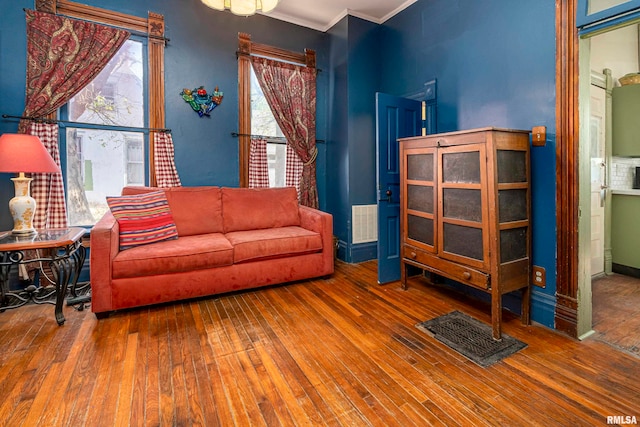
250, 67, 283, 138
588, 0, 633, 14
68, 39, 144, 127
267, 142, 287, 187
251, 66, 291, 189
66, 128, 144, 226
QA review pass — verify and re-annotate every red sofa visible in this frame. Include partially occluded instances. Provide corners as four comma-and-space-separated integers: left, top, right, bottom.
90, 186, 334, 316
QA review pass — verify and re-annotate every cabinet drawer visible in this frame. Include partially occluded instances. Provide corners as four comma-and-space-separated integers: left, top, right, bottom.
403, 245, 490, 289
426, 132, 486, 148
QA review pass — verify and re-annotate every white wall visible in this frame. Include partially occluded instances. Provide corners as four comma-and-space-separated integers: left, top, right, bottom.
590, 23, 639, 85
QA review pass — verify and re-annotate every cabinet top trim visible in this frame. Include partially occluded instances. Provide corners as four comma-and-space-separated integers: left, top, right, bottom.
399, 127, 531, 142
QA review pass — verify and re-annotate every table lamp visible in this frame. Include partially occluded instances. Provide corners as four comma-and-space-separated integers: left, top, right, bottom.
0, 133, 61, 234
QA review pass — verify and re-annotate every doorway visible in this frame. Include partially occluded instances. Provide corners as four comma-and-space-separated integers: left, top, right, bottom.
582, 23, 640, 350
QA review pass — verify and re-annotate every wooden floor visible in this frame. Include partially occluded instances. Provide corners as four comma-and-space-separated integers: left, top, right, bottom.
592, 273, 640, 356
1, 261, 639, 426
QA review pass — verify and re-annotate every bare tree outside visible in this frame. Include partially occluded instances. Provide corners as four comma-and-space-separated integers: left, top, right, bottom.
65, 40, 144, 226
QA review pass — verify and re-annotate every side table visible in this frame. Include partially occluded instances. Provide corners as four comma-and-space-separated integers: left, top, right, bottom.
0, 227, 88, 325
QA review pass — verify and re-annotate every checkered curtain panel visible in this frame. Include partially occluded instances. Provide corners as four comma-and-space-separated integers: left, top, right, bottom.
28, 122, 68, 229
153, 132, 182, 187
249, 138, 269, 188
285, 144, 304, 195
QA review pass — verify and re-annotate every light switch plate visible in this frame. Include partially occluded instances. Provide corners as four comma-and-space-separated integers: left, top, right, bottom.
532, 126, 546, 146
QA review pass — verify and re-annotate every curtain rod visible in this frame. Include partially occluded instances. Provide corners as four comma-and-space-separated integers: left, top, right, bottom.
235, 52, 322, 72
22, 8, 171, 43
2, 114, 171, 133
231, 132, 324, 143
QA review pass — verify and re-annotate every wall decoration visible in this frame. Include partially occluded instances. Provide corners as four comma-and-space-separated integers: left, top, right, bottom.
180, 86, 223, 117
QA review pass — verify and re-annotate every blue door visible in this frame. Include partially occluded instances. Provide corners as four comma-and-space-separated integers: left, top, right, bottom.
376, 93, 422, 284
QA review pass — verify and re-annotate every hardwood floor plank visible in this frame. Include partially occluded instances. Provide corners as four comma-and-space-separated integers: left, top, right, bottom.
21, 361, 64, 426
129, 309, 150, 427
144, 307, 161, 426
292, 283, 492, 425
62, 314, 107, 426
1, 261, 639, 426
198, 301, 237, 427
264, 286, 436, 426
44, 314, 98, 425
114, 332, 138, 427
158, 306, 177, 426
175, 303, 208, 426
185, 302, 222, 426
167, 305, 190, 425
241, 292, 334, 426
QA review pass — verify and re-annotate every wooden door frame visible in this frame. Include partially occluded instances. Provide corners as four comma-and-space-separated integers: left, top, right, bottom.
556, 0, 581, 337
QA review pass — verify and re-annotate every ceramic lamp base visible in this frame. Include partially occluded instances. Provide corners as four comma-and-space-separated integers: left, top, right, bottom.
9, 173, 37, 234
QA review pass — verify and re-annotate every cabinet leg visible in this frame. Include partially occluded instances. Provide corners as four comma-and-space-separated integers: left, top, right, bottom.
521, 285, 531, 325
492, 293, 502, 340
400, 261, 408, 290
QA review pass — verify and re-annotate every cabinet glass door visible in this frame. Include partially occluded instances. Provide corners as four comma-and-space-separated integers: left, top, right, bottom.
577, 0, 640, 30
438, 144, 488, 269
404, 148, 436, 251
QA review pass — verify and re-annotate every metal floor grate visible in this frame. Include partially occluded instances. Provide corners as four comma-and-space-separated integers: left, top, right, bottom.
417, 311, 527, 367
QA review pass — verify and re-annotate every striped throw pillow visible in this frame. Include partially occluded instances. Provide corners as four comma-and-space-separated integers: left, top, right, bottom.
106, 191, 178, 251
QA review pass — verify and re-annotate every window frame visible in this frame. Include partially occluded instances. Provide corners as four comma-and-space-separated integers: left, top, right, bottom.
236, 33, 316, 187
576, 0, 640, 33
35, 0, 166, 186
59, 35, 149, 225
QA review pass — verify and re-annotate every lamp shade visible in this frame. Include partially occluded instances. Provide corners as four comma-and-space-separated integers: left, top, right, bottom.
0, 133, 60, 174
201, 0, 279, 16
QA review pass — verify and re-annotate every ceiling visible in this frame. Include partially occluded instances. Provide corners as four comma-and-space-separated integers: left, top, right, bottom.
264, 0, 417, 32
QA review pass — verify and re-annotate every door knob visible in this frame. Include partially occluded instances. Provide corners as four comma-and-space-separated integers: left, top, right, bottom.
378, 189, 393, 202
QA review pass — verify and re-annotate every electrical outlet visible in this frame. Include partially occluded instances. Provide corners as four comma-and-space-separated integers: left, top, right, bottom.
532, 266, 546, 288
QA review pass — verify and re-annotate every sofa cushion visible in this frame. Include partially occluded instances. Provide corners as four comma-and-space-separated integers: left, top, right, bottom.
106, 191, 179, 251
225, 226, 323, 263
122, 186, 223, 236
112, 233, 233, 279
222, 187, 300, 232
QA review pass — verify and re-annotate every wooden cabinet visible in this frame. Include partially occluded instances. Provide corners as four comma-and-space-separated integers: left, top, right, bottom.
613, 84, 640, 157
399, 127, 531, 339
611, 193, 640, 273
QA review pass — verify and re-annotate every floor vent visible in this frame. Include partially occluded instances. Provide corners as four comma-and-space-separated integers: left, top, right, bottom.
352, 205, 378, 244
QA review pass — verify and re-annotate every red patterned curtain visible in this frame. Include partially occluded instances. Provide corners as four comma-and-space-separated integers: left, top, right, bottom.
27, 122, 67, 229
154, 133, 182, 188
19, 10, 130, 133
248, 138, 269, 188
250, 57, 318, 208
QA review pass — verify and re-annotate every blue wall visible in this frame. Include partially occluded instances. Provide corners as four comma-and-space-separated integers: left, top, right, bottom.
0, 0, 559, 328
379, 0, 558, 327
327, 16, 381, 262
0, 0, 329, 230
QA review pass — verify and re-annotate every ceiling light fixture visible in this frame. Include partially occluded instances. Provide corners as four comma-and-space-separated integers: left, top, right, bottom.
201, 0, 279, 16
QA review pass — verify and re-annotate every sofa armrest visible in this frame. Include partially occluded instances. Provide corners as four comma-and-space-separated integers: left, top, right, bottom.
90, 210, 120, 313
299, 205, 334, 275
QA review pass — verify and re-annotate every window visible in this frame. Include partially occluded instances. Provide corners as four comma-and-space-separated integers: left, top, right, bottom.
237, 33, 315, 188
62, 38, 147, 226
34, 0, 167, 227
577, 0, 640, 31
250, 66, 291, 187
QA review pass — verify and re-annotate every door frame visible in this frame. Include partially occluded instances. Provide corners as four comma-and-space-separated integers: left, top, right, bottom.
556, 0, 639, 338
556, 0, 582, 338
